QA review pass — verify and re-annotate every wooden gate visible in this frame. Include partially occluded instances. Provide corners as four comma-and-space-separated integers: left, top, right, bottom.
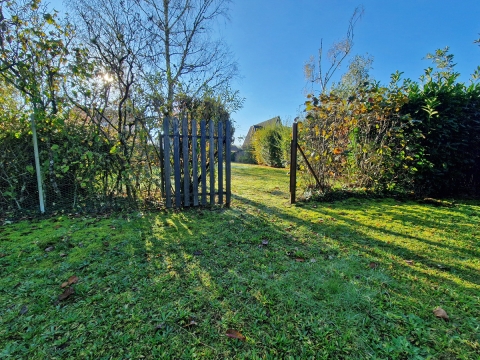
160, 117, 231, 208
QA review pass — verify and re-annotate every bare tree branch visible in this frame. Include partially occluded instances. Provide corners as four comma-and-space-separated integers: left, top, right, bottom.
304, 5, 364, 94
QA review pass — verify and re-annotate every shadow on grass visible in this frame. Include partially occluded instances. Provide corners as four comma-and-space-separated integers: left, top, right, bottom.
126, 193, 479, 357
1, 189, 479, 358
320, 207, 479, 281
233, 194, 480, 289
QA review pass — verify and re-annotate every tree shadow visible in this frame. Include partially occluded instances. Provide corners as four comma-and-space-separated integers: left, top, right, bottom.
232, 194, 480, 288
120, 192, 479, 357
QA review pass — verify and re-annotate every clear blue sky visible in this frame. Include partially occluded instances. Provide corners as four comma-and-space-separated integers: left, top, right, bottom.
49, 0, 480, 144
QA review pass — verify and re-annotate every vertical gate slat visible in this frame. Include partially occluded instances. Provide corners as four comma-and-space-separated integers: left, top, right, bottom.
225, 120, 231, 207
182, 117, 190, 207
217, 121, 223, 204
200, 120, 207, 206
173, 119, 181, 207
209, 120, 215, 205
192, 119, 198, 206
163, 118, 172, 208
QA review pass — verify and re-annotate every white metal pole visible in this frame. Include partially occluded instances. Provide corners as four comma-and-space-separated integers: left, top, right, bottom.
30, 113, 45, 213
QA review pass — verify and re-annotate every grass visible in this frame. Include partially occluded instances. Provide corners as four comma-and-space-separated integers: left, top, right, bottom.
1, 163, 479, 359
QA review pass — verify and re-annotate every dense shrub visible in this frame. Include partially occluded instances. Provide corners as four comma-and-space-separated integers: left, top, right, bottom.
0, 84, 34, 211
252, 124, 290, 167
300, 49, 480, 198
399, 51, 480, 196
0, 133, 35, 211
302, 75, 418, 193
0, 107, 162, 213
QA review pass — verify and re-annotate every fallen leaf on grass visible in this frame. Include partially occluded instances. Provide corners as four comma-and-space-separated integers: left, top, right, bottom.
433, 307, 449, 320
61, 275, 79, 288
405, 260, 414, 265
226, 329, 246, 341
295, 258, 305, 262
58, 287, 75, 301
369, 262, 378, 269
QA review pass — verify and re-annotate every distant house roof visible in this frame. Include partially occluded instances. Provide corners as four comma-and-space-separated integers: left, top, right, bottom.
242, 116, 281, 149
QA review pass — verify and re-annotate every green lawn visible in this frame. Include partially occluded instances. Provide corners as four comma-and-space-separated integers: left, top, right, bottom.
1, 163, 479, 359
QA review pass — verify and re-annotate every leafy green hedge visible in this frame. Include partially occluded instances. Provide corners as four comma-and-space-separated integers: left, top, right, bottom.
251, 124, 291, 168
400, 53, 480, 195
301, 49, 480, 197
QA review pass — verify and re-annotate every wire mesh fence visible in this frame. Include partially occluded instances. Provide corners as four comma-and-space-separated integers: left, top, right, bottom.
0, 117, 231, 219
0, 133, 161, 217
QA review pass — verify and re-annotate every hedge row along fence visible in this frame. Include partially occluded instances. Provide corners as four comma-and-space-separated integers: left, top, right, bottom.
299, 66, 480, 198
0, 113, 231, 215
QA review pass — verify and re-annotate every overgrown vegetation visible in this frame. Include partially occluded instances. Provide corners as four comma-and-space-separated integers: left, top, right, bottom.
302, 73, 413, 193
0, 0, 242, 214
1, 164, 478, 358
301, 48, 480, 198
